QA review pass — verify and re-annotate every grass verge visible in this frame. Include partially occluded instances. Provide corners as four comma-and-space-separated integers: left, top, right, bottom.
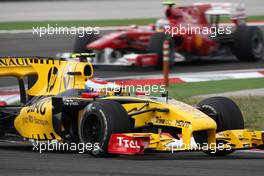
167, 77, 264, 100
165, 78, 264, 129
0, 15, 263, 30
181, 96, 264, 130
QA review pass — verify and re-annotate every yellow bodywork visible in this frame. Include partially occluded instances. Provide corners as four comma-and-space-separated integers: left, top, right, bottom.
105, 96, 217, 148
0, 57, 93, 140
0, 57, 263, 153
118, 129, 264, 152
0, 57, 93, 96
14, 97, 60, 140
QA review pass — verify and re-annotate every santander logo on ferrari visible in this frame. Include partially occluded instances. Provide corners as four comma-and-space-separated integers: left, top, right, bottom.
116, 137, 140, 149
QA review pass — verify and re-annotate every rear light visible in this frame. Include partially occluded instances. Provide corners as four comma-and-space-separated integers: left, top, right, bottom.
108, 134, 150, 155
0, 101, 7, 107
81, 92, 99, 99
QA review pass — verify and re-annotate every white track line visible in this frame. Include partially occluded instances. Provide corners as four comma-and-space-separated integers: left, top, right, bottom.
107, 68, 264, 81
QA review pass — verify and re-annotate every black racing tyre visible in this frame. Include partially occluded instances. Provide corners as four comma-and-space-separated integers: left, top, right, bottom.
197, 97, 244, 156
198, 97, 244, 132
233, 26, 264, 62
74, 33, 100, 53
78, 100, 131, 157
147, 33, 175, 70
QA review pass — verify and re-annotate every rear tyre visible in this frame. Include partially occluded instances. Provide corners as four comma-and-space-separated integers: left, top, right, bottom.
78, 100, 131, 157
233, 26, 264, 62
197, 97, 244, 156
74, 33, 100, 53
148, 33, 175, 70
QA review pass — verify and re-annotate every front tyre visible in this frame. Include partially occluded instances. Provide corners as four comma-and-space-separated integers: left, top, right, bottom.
197, 97, 244, 156
78, 100, 131, 157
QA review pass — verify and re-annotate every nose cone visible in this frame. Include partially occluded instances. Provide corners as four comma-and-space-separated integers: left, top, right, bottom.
167, 99, 217, 131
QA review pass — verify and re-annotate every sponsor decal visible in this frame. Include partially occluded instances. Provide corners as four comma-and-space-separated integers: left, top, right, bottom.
47, 66, 58, 92
117, 136, 140, 149
27, 101, 47, 115
63, 63, 74, 90
175, 120, 191, 128
22, 115, 49, 126
108, 134, 149, 155
63, 99, 80, 106
0, 58, 29, 67
155, 118, 191, 128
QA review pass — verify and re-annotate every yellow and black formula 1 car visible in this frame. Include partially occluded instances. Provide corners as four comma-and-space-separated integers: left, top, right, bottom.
0, 56, 263, 157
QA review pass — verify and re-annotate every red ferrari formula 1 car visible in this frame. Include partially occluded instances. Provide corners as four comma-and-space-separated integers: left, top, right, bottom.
59, 2, 264, 69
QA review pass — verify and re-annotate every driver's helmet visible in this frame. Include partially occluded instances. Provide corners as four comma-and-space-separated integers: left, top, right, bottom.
155, 18, 170, 31
85, 78, 108, 93
85, 78, 122, 95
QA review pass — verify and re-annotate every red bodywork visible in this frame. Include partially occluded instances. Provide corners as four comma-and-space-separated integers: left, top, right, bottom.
0, 101, 7, 107
108, 134, 150, 155
87, 4, 220, 57
88, 29, 154, 51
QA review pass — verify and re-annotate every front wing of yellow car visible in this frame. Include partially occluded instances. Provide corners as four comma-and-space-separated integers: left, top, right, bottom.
107, 130, 264, 155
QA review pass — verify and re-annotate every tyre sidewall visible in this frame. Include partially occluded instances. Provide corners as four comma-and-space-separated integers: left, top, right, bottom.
198, 97, 244, 132
79, 102, 110, 156
78, 100, 130, 157
197, 97, 244, 156
233, 26, 264, 62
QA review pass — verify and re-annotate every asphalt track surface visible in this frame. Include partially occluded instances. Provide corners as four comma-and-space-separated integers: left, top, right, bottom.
0, 0, 263, 22
0, 142, 263, 176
